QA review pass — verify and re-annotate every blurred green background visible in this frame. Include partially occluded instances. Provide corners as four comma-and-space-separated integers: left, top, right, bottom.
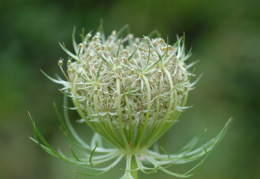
1, 0, 260, 178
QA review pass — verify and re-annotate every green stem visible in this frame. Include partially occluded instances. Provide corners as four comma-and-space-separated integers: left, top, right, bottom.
131, 155, 138, 179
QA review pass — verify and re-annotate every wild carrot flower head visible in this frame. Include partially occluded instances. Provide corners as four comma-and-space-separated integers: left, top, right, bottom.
31, 25, 231, 179
57, 25, 196, 150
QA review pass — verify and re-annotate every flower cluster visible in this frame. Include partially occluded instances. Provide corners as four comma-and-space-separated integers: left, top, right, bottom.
31, 25, 230, 179
57, 25, 196, 150
65, 29, 191, 128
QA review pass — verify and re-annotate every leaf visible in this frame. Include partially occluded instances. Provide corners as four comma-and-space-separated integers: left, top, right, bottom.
80, 27, 85, 41
145, 50, 167, 72
72, 26, 78, 53
160, 146, 170, 159
116, 38, 122, 58
127, 45, 139, 61
89, 140, 100, 165
95, 51, 113, 68
73, 167, 112, 176
144, 47, 151, 70
160, 158, 205, 178
161, 68, 195, 97
96, 63, 103, 80
40, 70, 68, 85
97, 19, 106, 43
59, 42, 79, 61
147, 30, 161, 38
62, 96, 91, 150
110, 24, 129, 45
70, 145, 82, 162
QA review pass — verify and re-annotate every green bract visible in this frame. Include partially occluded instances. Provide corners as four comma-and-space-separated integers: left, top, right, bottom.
30, 25, 231, 179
